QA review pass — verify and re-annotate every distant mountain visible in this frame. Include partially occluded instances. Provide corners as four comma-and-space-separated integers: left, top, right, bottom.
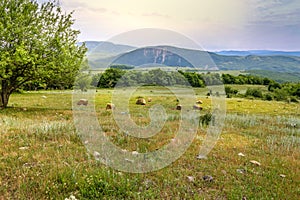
79, 41, 135, 55
215, 50, 300, 57
84, 41, 300, 74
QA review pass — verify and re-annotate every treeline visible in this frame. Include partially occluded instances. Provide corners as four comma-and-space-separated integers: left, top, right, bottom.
96, 69, 189, 88
94, 68, 275, 88
225, 82, 300, 102
95, 69, 225, 88
94, 68, 299, 103
221, 73, 273, 85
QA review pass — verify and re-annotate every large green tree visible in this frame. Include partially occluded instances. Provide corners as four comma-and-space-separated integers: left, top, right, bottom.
0, 0, 87, 108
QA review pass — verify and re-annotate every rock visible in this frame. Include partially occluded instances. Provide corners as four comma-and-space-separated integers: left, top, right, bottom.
187, 176, 195, 182
203, 175, 213, 182
250, 160, 261, 166
132, 151, 139, 155
93, 151, 100, 160
148, 98, 152, 102
41, 95, 47, 99
19, 146, 29, 150
125, 158, 134, 163
197, 155, 207, 159
238, 152, 245, 157
279, 174, 286, 178
237, 169, 246, 174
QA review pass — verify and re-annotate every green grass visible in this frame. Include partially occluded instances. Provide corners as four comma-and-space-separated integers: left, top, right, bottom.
0, 87, 299, 199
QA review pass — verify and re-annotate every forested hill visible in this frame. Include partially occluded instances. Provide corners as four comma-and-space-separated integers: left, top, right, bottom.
84, 41, 300, 73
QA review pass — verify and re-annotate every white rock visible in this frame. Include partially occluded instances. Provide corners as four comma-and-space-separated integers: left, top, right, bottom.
19, 147, 29, 150
250, 160, 261, 166
279, 174, 286, 178
187, 176, 195, 182
197, 155, 207, 159
238, 152, 245, 157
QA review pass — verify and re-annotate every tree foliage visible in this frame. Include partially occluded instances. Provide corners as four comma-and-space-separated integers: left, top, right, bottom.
0, 0, 86, 108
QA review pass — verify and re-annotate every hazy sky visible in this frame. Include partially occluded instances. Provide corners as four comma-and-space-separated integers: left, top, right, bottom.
58, 0, 300, 51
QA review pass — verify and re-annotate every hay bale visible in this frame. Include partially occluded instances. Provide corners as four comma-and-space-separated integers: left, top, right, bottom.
193, 104, 202, 110
77, 99, 88, 106
147, 98, 152, 102
176, 104, 182, 110
196, 99, 203, 104
106, 103, 115, 110
136, 98, 146, 105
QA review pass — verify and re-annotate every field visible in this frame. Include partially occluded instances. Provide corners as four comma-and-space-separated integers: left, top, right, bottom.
0, 86, 299, 199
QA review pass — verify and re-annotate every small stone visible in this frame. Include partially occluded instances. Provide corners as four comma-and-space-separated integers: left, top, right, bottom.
250, 160, 261, 166
170, 138, 176, 142
125, 158, 134, 163
132, 151, 139, 155
19, 147, 29, 150
187, 176, 195, 182
203, 175, 213, 182
197, 155, 207, 159
237, 169, 246, 174
279, 174, 286, 178
41, 95, 47, 99
93, 151, 100, 160
238, 152, 245, 157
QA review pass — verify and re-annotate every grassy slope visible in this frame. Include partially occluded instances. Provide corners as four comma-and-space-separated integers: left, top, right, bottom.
0, 88, 299, 199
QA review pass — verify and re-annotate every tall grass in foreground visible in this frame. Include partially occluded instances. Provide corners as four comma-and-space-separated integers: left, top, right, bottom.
0, 90, 299, 199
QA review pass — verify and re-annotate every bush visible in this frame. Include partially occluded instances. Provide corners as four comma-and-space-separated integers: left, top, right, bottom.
273, 88, 289, 101
245, 88, 263, 98
225, 86, 239, 98
290, 96, 299, 103
264, 93, 273, 101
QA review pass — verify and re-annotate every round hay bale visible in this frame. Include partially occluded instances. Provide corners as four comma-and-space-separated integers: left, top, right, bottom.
176, 104, 182, 110
196, 99, 203, 104
77, 99, 88, 106
106, 103, 115, 110
193, 104, 202, 110
136, 98, 146, 105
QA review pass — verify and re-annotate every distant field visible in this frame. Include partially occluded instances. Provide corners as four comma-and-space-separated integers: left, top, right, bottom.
0, 87, 299, 199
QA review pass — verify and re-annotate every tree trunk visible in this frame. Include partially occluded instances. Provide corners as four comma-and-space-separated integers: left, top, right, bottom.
0, 80, 11, 108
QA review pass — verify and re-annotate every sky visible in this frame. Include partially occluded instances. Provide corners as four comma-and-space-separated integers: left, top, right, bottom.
57, 0, 300, 51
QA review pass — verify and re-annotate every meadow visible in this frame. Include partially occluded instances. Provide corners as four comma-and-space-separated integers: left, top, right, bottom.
0, 86, 299, 199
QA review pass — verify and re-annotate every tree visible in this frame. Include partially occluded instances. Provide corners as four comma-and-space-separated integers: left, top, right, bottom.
75, 73, 92, 92
0, 0, 86, 108
97, 68, 125, 88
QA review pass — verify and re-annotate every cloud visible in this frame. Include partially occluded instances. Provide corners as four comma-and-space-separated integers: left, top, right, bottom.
61, 0, 107, 14
142, 12, 170, 19
249, 0, 300, 26
58, 0, 300, 50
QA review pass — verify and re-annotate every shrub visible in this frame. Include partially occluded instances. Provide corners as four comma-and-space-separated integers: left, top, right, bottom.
225, 86, 239, 98
290, 96, 299, 103
264, 93, 273, 101
245, 88, 263, 98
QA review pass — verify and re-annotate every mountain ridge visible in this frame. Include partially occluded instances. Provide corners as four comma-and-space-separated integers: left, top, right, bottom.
83, 41, 300, 74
